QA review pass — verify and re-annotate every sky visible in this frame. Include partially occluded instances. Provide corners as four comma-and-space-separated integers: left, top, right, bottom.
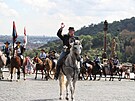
0, 0, 135, 36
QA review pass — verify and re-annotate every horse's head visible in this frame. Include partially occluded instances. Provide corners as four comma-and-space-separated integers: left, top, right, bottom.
70, 39, 82, 61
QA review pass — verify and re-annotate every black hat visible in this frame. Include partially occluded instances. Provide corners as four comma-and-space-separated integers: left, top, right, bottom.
68, 27, 75, 31
16, 41, 21, 44
35, 52, 38, 55
4, 41, 10, 45
52, 50, 56, 53
41, 49, 45, 51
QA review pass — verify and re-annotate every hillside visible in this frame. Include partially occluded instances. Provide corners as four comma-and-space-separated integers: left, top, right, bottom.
0, 35, 57, 50
38, 17, 135, 63
75, 17, 135, 36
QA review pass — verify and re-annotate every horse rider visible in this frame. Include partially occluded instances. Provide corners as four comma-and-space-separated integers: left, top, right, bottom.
33, 52, 39, 63
32, 52, 39, 74
113, 56, 119, 64
49, 50, 56, 60
94, 54, 101, 70
14, 41, 26, 66
2, 41, 11, 66
48, 50, 57, 70
113, 56, 119, 69
83, 55, 90, 69
54, 23, 79, 80
39, 49, 46, 61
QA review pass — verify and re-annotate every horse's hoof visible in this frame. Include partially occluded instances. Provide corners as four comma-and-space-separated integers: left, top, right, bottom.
35, 77, 37, 80
97, 79, 100, 81
10, 79, 13, 82
16, 80, 19, 82
59, 97, 62, 100
24, 78, 26, 80
71, 98, 74, 101
2, 76, 4, 79
89, 78, 92, 81
65, 97, 69, 100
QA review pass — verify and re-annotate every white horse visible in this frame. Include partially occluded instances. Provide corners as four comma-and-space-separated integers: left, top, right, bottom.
59, 39, 82, 101
0, 51, 7, 80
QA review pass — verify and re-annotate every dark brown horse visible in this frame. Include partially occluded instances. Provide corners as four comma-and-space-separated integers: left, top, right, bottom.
79, 63, 92, 80
79, 60, 107, 81
108, 59, 122, 81
10, 56, 21, 81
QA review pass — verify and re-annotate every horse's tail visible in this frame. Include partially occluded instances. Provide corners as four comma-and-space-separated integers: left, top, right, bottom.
59, 73, 67, 90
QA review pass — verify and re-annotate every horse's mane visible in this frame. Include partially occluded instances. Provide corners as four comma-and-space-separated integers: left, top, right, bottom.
0, 51, 3, 56
36, 57, 43, 64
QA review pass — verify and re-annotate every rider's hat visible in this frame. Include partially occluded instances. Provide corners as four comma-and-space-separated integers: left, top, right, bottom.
41, 49, 45, 52
16, 41, 21, 44
35, 52, 38, 56
4, 41, 10, 45
52, 50, 56, 53
68, 27, 75, 31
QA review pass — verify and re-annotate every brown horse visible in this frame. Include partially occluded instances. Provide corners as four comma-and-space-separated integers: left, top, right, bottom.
80, 61, 106, 81
10, 56, 21, 81
43, 58, 54, 80
79, 63, 93, 80
33, 57, 45, 80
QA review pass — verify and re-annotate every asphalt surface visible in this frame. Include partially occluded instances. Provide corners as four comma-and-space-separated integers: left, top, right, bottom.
0, 72, 135, 101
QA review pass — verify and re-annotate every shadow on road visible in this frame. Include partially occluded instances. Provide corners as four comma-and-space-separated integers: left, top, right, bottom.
0, 79, 11, 82
30, 98, 60, 101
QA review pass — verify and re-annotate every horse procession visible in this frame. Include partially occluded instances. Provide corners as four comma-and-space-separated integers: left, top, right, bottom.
1, 22, 135, 101
1, 47, 134, 81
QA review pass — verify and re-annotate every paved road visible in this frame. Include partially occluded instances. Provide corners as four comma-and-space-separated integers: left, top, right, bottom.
0, 72, 135, 101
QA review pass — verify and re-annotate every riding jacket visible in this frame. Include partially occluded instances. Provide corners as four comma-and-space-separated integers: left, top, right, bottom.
57, 28, 79, 50
15, 45, 25, 57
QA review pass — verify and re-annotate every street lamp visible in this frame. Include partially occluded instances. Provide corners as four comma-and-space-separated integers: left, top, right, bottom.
102, 20, 108, 59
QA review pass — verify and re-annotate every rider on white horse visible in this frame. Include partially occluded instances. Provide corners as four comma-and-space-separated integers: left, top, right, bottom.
54, 23, 79, 80
2, 41, 11, 66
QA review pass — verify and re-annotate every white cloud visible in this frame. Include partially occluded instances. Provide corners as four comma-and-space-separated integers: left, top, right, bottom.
1, 0, 135, 36
0, 1, 18, 17
21, 0, 56, 13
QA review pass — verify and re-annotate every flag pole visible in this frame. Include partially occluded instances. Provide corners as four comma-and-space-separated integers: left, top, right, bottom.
13, 38, 14, 58
13, 21, 15, 58
12, 21, 17, 58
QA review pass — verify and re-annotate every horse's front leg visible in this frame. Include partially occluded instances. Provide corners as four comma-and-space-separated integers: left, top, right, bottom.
65, 80, 69, 100
71, 78, 77, 101
98, 71, 102, 81
69, 78, 74, 101
35, 69, 37, 79
10, 67, 13, 81
7, 67, 11, 80
41, 69, 44, 80
17, 68, 20, 81
59, 74, 64, 100
22, 66, 26, 80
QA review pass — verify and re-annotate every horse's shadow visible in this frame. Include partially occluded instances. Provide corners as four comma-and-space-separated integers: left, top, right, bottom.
0, 79, 11, 82
30, 98, 60, 101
